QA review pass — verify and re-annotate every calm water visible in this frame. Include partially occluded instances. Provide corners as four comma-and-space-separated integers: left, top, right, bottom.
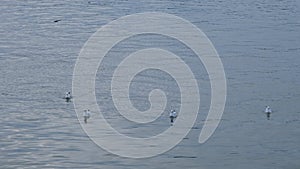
1, 0, 300, 168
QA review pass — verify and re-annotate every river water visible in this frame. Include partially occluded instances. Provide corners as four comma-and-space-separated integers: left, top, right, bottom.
0, 0, 299, 168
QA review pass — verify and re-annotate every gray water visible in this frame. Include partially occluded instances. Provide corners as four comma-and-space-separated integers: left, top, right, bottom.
1, 0, 300, 168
